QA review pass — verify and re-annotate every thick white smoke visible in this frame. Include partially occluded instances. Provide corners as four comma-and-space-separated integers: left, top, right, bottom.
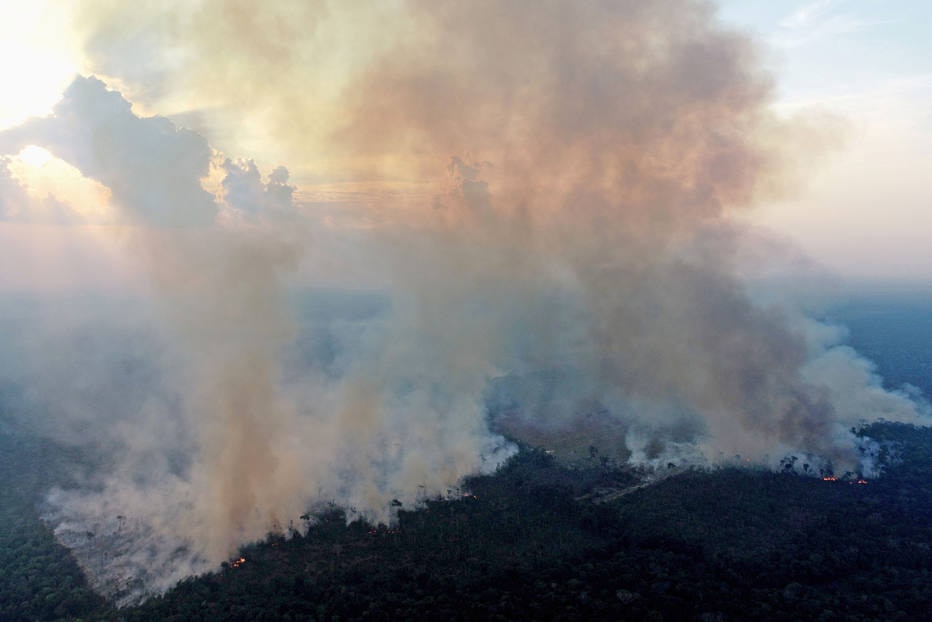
0, 0, 926, 604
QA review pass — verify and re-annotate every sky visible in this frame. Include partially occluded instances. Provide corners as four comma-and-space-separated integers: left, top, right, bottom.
0, 0, 929, 287
718, 0, 932, 283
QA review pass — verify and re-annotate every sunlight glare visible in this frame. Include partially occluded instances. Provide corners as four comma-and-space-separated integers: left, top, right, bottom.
17, 145, 54, 168
0, 1, 80, 129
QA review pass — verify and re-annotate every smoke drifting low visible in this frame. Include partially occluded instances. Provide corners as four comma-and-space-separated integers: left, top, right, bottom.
0, 0, 925, 604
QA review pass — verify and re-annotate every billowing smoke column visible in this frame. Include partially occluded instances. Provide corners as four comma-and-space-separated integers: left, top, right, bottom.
0, 75, 519, 602
0, 0, 925, 604
0, 75, 318, 594
316, 0, 921, 465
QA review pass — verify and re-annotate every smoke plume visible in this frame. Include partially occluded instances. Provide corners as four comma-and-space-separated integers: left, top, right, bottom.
0, 0, 925, 603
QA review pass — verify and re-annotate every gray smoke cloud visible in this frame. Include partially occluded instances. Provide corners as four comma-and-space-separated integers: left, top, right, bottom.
0, 0, 926, 604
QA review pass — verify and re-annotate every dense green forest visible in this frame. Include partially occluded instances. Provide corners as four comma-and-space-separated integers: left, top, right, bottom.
0, 429, 106, 621
2, 421, 932, 621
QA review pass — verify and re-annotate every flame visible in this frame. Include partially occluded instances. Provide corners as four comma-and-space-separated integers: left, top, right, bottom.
231, 556, 246, 568
822, 476, 837, 482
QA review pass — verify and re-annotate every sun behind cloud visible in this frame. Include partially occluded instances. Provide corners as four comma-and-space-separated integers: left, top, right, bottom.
0, 1, 82, 130
17, 145, 54, 168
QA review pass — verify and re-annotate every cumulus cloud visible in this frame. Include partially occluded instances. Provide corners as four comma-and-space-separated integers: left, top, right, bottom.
0, 156, 31, 219
0, 76, 215, 227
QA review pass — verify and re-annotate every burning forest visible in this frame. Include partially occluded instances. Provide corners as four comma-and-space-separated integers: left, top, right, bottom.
0, 0, 929, 610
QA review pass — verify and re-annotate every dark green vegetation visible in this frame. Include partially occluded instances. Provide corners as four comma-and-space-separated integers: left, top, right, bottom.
3, 422, 932, 621
0, 430, 107, 621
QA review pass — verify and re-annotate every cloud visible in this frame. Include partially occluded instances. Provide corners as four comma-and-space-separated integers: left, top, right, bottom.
0, 156, 32, 219
774, 0, 894, 48
0, 155, 86, 225
0, 76, 216, 227
220, 158, 296, 219
780, 0, 849, 30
